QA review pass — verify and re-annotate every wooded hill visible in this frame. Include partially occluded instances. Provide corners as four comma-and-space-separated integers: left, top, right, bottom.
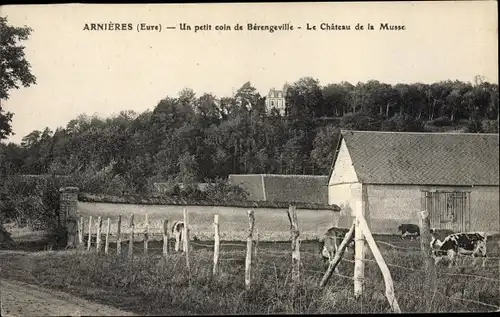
1, 78, 498, 197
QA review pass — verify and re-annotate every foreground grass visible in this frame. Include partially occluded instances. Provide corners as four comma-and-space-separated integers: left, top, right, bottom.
1, 246, 499, 315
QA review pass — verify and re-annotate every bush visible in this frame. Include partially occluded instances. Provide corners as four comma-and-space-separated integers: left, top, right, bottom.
340, 112, 383, 131
148, 177, 248, 202
203, 178, 249, 202
482, 120, 499, 133
428, 116, 453, 127
0, 175, 69, 230
70, 165, 129, 196
0, 222, 13, 245
465, 118, 484, 133
381, 114, 424, 132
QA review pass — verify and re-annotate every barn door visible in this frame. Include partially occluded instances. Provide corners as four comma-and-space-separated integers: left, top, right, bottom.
421, 190, 471, 232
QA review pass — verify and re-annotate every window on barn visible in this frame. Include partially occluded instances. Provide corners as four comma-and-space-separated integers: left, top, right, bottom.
421, 190, 471, 232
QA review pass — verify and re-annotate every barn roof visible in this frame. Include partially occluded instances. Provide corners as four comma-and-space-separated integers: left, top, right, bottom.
335, 130, 499, 186
228, 174, 329, 204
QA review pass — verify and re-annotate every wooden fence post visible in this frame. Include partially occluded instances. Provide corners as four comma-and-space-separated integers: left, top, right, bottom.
358, 214, 401, 313
287, 205, 301, 283
87, 215, 92, 251
96, 216, 102, 254
213, 214, 220, 276
175, 224, 181, 252
104, 218, 110, 255
354, 201, 366, 298
254, 229, 259, 259
144, 214, 149, 255
319, 223, 355, 287
183, 208, 191, 286
163, 219, 169, 257
128, 214, 135, 256
420, 210, 436, 313
245, 209, 255, 291
116, 215, 122, 255
78, 216, 84, 248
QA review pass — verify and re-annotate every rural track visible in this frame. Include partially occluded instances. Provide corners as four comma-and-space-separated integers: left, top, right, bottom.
0, 279, 137, 317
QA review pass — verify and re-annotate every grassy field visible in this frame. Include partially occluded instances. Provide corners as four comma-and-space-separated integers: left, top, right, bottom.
1, 231, 499, 315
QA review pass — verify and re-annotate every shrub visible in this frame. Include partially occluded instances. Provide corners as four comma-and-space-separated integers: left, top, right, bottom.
147, 177, 248, 202
428, 116, 453, 127
340, 112, 382, 131
381, 114, 424, 132
482, 120, 499, 133
203, 177, 249, 202
465, 118, 484, 133
0, 174, 70, 230
70, 165, 129, 196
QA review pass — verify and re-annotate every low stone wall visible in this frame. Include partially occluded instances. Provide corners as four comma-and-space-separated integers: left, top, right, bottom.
56, 190, 342, 242
77, 201, 340, 241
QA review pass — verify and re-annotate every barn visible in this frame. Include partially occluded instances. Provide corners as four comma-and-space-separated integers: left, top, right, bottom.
329, 130, 499, 235
228, 174, 329, 204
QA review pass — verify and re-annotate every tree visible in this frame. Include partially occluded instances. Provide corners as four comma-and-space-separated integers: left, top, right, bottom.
235, 81, 260, 110
0, 110, 13, 140
0, 16, 37, 140
285, 77, 324, 119
310, 125, 341, 174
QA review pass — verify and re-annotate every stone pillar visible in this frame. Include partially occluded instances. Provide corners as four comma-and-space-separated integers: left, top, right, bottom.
59, 187, 79, 248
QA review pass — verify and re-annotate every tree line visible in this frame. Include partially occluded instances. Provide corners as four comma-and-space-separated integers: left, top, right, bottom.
1, 78, 498, 197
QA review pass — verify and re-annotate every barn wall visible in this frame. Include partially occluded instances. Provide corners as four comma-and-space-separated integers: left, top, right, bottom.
329, 138, 358, 185
328, 138, 363, 228
328, 183, 362, 228
365, 184, 499, 234
470, 186, 499, 233
77, 202, 338, 241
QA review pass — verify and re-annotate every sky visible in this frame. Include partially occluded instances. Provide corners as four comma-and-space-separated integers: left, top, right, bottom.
1, 2, 498, 144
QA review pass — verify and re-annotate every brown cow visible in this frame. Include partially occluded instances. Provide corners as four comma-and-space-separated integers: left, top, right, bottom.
321, 227, 355, 273
172, 221, 185, 252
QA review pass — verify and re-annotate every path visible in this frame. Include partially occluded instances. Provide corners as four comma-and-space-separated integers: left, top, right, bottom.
1, 279, 137, 317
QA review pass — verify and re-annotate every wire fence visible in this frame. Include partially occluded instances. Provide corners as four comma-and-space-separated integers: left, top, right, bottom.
76, 213, 500, 313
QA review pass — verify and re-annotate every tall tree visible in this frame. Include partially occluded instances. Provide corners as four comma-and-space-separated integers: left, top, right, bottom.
0, 16, 37, 140
235, 81, 260, 111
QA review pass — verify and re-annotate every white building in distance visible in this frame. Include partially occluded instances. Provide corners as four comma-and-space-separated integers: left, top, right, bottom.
265, 84, 289, 115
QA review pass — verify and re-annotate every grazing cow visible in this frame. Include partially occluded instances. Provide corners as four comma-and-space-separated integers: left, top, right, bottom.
172, 221, 185, 252
321, 227, 355, 273
430, 231, 487, 267
397, 224, 420, 240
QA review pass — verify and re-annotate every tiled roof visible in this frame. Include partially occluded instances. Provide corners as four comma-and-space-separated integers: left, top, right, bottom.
268, 89, 284, 98
228, 175, 265, 201
78, 192, 340, 211
228, 174, 329, 204
339, 130, 499, 186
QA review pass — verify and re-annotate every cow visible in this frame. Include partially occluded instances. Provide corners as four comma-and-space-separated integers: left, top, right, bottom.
321, 226, 355, 273
397, 224, 420, 240
172, 221, 185, 252
430, 231, 487, 267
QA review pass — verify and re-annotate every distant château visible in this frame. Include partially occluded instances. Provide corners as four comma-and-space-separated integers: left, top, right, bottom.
265, 84, 289, 115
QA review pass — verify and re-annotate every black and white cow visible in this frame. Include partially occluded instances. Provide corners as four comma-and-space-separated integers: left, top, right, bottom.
172, 221, 185, 252
321, 227, 355, 273
430, 231, 487, 267
397, 224, 420, 240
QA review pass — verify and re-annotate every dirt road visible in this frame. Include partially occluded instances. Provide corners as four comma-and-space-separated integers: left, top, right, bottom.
1, 279, 137, 317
